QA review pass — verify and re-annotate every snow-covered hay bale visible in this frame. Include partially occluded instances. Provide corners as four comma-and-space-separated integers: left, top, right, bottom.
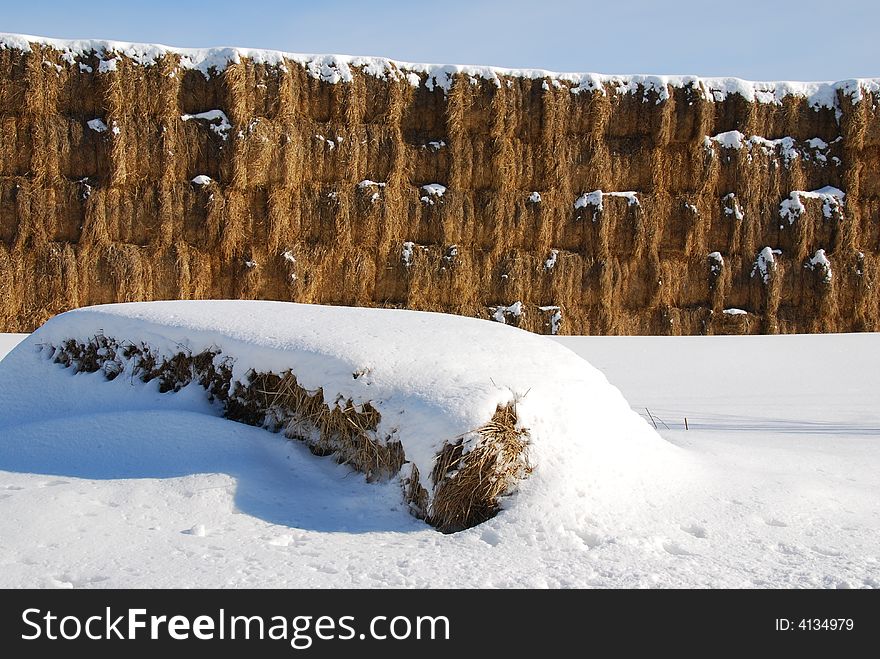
12, 300, 657, 532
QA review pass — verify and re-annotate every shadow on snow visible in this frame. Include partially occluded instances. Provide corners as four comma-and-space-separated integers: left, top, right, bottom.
0, 408, 424, 535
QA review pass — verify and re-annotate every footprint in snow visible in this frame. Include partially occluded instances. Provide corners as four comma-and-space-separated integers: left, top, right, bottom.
775, 543, 801, 556
810, 546, 842, 557
480, 529, 502, 547
662, 541, 696, 557
680, 524, 708, 539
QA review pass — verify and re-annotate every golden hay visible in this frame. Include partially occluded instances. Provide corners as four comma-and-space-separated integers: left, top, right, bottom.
0, 39, 877, 335
427, 403, 530, 533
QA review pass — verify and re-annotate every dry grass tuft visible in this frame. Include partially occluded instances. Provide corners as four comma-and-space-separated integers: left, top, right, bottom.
428, 403, 531, 533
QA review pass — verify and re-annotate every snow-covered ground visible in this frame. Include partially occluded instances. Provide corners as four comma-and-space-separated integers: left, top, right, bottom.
0, 328, 877, 589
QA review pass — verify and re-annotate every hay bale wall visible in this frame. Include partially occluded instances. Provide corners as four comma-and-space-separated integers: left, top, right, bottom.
1, 38, 878, 335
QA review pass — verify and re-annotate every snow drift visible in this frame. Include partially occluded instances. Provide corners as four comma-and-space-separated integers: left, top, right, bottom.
2, 300, 664, 531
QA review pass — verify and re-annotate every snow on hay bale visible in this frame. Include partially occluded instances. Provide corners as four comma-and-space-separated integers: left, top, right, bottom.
17, 300, 653, 532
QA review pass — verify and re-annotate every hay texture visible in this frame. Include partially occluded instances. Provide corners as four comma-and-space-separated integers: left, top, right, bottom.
1, 34, 879, 335
24, 300, 646, 532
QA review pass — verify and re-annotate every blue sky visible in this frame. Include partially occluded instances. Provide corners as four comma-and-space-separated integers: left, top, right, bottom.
3, 0, 876, 80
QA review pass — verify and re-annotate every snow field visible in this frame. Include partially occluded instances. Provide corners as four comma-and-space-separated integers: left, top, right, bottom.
0, 326, 877, 588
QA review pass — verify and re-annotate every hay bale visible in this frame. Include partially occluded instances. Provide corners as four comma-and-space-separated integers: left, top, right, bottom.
26, 300, 648, 532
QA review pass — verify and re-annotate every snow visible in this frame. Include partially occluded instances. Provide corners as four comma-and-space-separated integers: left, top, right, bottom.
0, 328, 877, 588
0, 335, 27, 358
97, 57, 119, 74
707, 132, 829, 166
550, 310, 562, 335
401, 241, 414, 268
812, 186, 847, 219
77, 177, 93, 200
314, 134, 338, 150
528, 192, 542, 204
708, 252, 723, 275
575, 190, 639, 218
419, 183, 446, 205
608, 191, 640, 206
807, 249, 833, 283
2, 32, 877, 114
779, 192, 807, 224
180, 110, 232, 141
43, 60, 64, 73
710, 130, 745, 150
86, 118, 108, 133
752, 247, 781, 283
544, 249, 558, 271
722, 193, 744, 221
490, 301, 524, 324
749, 135, 798, 165
805, 137, 834, 164
574, 190, 604, 212
780, 187, 845, 224
722, 308, 748, 316
191, 175, 213, 186
358, 180, 385, 203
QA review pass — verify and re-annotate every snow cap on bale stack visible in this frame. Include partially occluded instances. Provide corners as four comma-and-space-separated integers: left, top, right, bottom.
25, 300, 655, 531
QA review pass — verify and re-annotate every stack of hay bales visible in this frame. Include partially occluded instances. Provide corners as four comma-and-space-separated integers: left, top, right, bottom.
0, 35, 878, 335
